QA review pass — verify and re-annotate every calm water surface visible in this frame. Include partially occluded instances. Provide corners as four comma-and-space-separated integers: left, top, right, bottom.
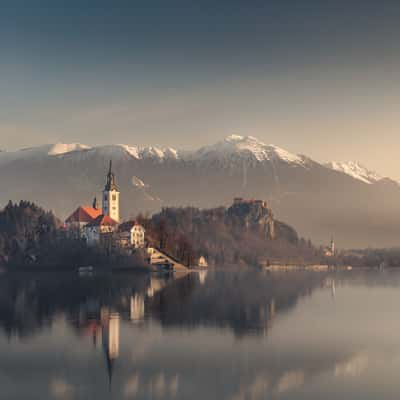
0, 268, 400, 399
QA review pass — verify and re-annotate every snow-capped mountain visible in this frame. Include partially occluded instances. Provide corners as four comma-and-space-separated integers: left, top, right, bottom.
3, 137, 385, 179
0, 143, 180, 164
47, 143, 92, 156
0, 143, 89, 165
325, 161, 384, 184
115, 145, 180, 160
0, 135, 309, 166
0, 135, 399, 247
191, 135, 307, 166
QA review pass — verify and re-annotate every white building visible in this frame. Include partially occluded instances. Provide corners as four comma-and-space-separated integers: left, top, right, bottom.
198, 256, 208, 268
83, 214, 118, 247
65, 161, 120, 245
65, 204, 103, 238
117, 221, 145, 249
102, 160, 120, 223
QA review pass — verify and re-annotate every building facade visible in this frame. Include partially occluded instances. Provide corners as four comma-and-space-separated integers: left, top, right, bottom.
117, 221, 145, 249
65, 205, 103, 238
83, 214, 118, 247
102, 161, 120, 223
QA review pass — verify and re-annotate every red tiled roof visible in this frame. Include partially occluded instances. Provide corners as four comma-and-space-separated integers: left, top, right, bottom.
86, 214, 118, 227
66, 206, 103, 223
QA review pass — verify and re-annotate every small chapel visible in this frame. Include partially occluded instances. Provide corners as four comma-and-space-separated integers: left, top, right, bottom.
65, 161, 145, 248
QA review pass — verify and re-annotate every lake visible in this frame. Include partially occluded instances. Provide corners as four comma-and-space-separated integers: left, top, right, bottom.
0, 268, 399, 399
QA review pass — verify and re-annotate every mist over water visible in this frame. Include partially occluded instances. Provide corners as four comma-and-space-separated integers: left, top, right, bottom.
0, 269, 399, 399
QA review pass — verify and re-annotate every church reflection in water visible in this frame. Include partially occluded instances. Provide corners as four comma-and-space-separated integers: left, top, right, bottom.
0, 268, 348, 393
2, 269, 400, 399
0, 269, 333, 340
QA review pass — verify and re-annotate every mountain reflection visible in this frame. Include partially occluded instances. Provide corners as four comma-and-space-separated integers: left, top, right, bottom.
0, 269, 332, 387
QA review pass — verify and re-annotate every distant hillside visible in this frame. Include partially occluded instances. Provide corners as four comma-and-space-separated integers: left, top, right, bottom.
142, 200, 321, 267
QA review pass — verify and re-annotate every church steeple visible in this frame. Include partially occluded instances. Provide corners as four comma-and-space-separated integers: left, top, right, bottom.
102, 160, 120, 222
104, 160, 118, 191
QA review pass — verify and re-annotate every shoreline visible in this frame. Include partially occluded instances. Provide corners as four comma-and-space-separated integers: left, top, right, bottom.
1, 263, 151, 274
263, 264, 353, 271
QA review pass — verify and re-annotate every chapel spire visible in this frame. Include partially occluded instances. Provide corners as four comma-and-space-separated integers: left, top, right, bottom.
104, 160, 118, 191
102, 160, 120, 222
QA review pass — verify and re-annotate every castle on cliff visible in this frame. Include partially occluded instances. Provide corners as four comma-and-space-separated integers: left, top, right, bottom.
229, 197, 275, 240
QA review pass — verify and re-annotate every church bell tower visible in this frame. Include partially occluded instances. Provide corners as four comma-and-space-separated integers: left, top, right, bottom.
102, 160, 120, 222
330, 237, 335, 256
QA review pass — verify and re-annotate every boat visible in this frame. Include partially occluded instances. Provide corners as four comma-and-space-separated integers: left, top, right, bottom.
78, 265, 94, 276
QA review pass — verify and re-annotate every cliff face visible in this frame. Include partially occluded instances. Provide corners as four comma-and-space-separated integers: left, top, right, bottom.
227, 200, 276, 240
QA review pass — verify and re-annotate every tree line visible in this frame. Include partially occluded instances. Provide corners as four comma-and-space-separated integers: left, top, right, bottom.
1, 200, 396, 269
138, 206, 323, 267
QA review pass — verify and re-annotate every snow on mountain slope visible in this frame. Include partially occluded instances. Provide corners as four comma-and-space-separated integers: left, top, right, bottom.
0, 143, 91, 165
138, 146, 179, 160
118, 144, 140, 159
131, 176, 149, 188
57, 144, 180, 162
192, 135, 306, 165
161, 147, 179, 159
0, 137, 392, 187
326, 161, 383, 184
48, 143, 91, 155
0, 141, 180, 164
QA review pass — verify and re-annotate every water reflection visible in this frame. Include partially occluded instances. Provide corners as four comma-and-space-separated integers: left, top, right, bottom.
1, 269, 400, 399
0, 270, 328, 340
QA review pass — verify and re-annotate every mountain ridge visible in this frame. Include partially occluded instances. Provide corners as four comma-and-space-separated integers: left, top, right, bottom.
0, 135, 398, 248
325, 161, 385, 185
0, 135, 391, 183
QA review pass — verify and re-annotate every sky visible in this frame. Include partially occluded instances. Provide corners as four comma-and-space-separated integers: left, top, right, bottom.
1, 1, 400, 177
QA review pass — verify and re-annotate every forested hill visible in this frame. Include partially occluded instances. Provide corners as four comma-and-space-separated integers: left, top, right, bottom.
142, 201, 322, 267
0, 199, 322, 268
0, 201, 60, 264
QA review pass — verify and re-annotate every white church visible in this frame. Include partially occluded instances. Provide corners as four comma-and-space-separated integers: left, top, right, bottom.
65, 161, 145, 249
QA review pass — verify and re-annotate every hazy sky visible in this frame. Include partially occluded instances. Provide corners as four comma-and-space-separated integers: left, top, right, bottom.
1, 1, 400, 177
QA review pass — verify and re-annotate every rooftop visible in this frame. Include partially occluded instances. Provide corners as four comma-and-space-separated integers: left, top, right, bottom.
86, 214, 118, 227
65, 206, 103, 223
